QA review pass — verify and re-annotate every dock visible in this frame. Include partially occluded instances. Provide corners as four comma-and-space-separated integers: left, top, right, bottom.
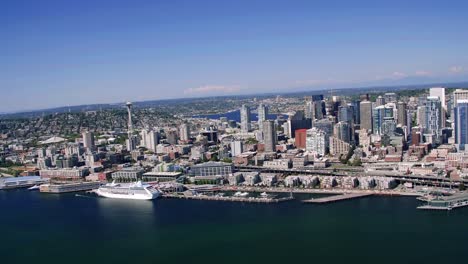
417, 192, 468, 210
164, 193, 294, 203
302, 193, 373, 204
40, 182, 101, 193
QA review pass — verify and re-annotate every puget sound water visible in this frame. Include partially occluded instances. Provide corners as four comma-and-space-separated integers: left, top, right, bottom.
1, 189, 467, 264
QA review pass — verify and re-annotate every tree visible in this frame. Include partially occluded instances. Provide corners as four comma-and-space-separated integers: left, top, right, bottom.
459, 182, 466, 191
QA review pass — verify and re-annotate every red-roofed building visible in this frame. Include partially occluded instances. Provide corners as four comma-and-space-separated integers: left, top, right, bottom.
295, 129, 307, 149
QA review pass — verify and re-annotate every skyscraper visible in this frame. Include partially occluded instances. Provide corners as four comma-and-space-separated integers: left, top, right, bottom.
179, 123, 190, 141
360, 100, 373, 132
338, 105, 354, 123
373, 105, 394, 135
376, 96, 385, 107
240, 105, 251, 133
258, 103, 268, 132
430, 87, 446, 111
334, 121, 352, 143
453, 89, 468, 107
263, 120, 277, 152
82, 131, 95, 149
140, 129, 159, 151
396, 101, 407, 126
454, 100, 468, 150
424, 96, 443, 144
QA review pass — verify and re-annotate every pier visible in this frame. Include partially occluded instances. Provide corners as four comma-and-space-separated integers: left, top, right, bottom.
302, 193, 373, 204
40, 182, 101, 193
164, 193, 294, 203
417, 192, 468, 210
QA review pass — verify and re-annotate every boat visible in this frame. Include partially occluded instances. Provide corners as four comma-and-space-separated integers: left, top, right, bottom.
233, 191, 249, 197
96, 181, 160, 200
28, 185, 40, 191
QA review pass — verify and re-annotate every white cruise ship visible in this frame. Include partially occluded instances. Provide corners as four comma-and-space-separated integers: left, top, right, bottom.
96, 181, 161, 200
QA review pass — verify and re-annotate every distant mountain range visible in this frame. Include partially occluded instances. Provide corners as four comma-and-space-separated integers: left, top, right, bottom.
1, 81, 467, 119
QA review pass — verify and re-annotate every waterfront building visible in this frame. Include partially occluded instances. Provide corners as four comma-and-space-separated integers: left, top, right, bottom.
82, 131, 95, 149
263, 120, 277, 152
258, 103, 268, 132
454, 100, 468, 150
359, 100, 373, 132
190, 161, 234, 177
111, 167, 145, 181
306, 127, 328, 155
40, 168, 89, 180
240, 105, 251, 133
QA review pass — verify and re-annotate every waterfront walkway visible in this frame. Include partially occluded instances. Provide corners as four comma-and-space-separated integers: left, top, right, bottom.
163, 193, 294, 203
302, 193, 373, 204
218, 186, 421, 197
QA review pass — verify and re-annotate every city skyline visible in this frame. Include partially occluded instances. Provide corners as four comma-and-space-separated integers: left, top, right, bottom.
2, 0, 468, 112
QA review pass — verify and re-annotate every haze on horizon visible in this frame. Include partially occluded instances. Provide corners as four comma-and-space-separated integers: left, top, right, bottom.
1, 0, 468, 112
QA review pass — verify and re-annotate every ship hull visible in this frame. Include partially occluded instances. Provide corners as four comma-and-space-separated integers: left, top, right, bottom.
96, 189, 159, 200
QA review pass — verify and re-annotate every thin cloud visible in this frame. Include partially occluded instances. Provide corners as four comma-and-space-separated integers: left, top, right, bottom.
414, 70, 431, 76
391, 71, 407, 79
449, 66, 463, 74
184, 85, 242, 95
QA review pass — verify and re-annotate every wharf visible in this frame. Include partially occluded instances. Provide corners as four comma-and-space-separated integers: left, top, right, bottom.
40, 182, 101, 193
164, 193, 294, 203
417, 192, 468, 210
302, 193, 373, 204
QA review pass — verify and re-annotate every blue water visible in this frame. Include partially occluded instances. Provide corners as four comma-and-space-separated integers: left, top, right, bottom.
193, 109, 280, 122
1, 189, 467, 264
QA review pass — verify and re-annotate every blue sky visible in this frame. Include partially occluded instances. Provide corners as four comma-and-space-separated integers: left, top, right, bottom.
1, 0, 468, 112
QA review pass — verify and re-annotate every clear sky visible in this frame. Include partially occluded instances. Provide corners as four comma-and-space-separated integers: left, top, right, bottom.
1, 0, 468, 112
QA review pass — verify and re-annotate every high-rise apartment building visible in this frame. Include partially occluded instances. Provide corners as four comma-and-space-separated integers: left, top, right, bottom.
396, 101, 407, 126
360, 100, 373, 132
424, 96, 443, 144
455, 100, 468, 150
263, 120, 277, 152
240, 105, 251, 133
82, 131, 95, 149
179, 123, 190, 141
306, 127, 328, 155
258, 104, 268, 132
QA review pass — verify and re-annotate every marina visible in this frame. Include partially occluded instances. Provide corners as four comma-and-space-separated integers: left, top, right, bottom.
302, 193, 374, 204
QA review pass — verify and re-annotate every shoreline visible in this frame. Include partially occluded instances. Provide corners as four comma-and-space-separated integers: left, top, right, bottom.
216, 185, 422, 197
